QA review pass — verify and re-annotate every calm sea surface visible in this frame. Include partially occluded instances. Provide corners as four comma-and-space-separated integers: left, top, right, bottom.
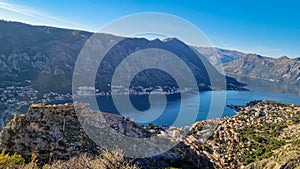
51, 79, 300, 127
93, 82, 300, 127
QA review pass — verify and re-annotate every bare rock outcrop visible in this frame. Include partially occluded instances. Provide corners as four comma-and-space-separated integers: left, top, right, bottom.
0, 103, 150, 165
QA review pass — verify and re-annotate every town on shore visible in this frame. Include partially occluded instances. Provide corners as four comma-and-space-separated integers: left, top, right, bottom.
181, 100, 300, 168
145, 100, 300, 168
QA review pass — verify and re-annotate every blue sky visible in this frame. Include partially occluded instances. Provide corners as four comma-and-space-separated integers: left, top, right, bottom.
0, 0, 299, 58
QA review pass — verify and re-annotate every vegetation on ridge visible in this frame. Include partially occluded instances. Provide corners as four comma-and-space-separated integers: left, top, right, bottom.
0, 149, 139, 169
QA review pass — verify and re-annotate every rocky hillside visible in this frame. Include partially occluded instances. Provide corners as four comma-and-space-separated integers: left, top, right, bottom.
244, 123, 300, 169
221, 54, 300, 84
0, 103, 213, 168
184, 100, 300, 168
0, 103, 150, 164
0, 20, 90, 94
1, 101, 299, 168
0, 20, 245, 94
193, 46, 245, 66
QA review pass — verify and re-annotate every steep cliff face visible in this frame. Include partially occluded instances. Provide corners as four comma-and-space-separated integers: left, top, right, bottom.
0, 103, 150, 164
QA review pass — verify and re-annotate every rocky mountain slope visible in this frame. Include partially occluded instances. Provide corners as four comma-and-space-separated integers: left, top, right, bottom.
194, 46, 300, 85
221, 54, 300, 84
0, 103, 213, 168
0, 103, 151, 164
183, 100, 300, 168
0, 20, 90, 94
193, 46, 245, 66
244, 123, 300, 169
0, 20, 245, 94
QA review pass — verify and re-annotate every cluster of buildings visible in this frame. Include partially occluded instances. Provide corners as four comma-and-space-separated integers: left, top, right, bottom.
1, 84, 188, 115
0, 85, 39, 108
0, 85, 72, 112
41, 92, 72, 103
183, 100, 300, 168
74, 85, 184, 96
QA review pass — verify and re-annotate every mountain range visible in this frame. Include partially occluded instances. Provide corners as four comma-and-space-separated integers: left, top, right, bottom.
221, 54, 300, 84
1, 20, 299, 95
0, 20, 245, 94
194, 46, 300, 85
193, 46, 245, 66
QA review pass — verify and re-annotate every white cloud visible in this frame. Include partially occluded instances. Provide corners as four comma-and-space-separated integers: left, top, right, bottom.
0, 1, 87, 31
0, 1, 50, 20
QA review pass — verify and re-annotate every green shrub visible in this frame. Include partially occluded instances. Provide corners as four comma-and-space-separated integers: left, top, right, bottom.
0, 149, 25, 168
292, 139, 300, 146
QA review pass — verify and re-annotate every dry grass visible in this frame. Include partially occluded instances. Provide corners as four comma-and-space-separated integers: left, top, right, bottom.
48, 149, 139, 169
0, 149, 139, 169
